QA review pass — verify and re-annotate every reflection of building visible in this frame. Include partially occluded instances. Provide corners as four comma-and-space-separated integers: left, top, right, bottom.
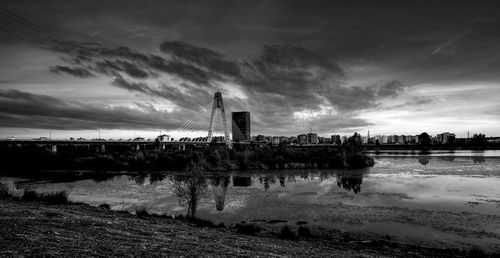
232, 176, 252, 187
210, 176, 230, 211
232, 112, 250, 142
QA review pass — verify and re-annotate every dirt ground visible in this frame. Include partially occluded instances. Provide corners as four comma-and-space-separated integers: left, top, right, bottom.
0, 199, 482, 257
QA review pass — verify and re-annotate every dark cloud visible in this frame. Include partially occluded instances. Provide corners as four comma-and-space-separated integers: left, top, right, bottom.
5, 0, 497, 134
39, 38, 403, 133
0, 89, 179, 130
377, 80, 406, 98
50, 65, 94, 78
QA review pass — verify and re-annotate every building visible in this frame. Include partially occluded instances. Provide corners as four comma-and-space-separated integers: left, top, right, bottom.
406, 135, 418, 144
297, 134, 307, 144
436, 132, 456, 144
232, 111, 251, 142
331, 135, 341, 145
156, 134, 170, 142
307, 133, 319, 144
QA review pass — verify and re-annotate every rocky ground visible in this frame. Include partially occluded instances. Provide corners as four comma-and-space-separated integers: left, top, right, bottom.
0, 199, 486, 257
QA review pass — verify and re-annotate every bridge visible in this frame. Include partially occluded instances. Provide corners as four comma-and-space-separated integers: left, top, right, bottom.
0, 91, 245, 152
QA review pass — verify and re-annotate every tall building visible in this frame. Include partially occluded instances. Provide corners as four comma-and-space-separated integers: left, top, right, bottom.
232, 111, 250, 141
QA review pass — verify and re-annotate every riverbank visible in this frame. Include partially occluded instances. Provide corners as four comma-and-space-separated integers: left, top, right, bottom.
0, 145, 374, 172
0, 198, 488, 257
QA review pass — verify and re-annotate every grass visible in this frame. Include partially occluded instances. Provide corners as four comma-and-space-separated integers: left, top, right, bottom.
21, 190, 70, 204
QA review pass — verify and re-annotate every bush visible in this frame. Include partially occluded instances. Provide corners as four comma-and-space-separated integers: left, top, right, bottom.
43, 191, 70, 204
98, 203, 111, 209
278, 225, 296, 239
235, 223, 261, 235
135, 207, 149, 217
21, 190, 70, 204
0, 180, 19, 198
467, 247, 488, 258
298, 226, 312, 238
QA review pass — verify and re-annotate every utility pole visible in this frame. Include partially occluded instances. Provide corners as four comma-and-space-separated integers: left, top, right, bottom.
49, 129, 51, 141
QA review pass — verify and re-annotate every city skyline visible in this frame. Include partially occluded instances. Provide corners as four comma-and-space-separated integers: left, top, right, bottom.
1, 0, 500, 139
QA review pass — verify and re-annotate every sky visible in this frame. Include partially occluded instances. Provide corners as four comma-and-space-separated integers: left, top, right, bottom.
1, 0, 500, 140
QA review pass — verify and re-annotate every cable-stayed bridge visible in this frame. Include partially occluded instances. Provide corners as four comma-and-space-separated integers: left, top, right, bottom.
172, 91, 245, 146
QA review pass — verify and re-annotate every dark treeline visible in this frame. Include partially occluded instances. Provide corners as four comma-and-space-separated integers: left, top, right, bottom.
0, 142, 374, 172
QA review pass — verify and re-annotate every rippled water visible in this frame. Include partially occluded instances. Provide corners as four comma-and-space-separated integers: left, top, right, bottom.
3, 150, 500, 251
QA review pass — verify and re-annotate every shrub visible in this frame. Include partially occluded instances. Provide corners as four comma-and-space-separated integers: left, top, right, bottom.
0, 180, 18, 198
21, 190, 42, 201
135, 207, 149, 217
278, 225, 296, 239
467, 247, 488, 258
43, 191, 70, 204
298, 226, 312, 238
21, 190, 70, 204
235, 223, 261, 235
98, 203, 111, 209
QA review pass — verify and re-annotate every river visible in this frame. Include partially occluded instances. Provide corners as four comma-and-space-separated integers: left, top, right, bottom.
2, 150, 500, 251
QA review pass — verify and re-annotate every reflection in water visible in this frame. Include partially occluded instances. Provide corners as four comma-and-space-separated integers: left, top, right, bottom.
336, 171, 364, 194
233, 176, 252, 187
129, 170, 368, 214
473, 156, 485, 163
209, 176, 230, 211
418, 156, 431, 166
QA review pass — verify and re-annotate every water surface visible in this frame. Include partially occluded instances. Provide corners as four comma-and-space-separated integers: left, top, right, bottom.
3, 150, 500, 251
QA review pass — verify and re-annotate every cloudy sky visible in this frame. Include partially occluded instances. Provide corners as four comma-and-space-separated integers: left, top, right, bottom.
1, 0, 500, 139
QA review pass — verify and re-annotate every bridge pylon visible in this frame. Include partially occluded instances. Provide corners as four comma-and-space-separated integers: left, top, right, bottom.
207, 91, 231, 147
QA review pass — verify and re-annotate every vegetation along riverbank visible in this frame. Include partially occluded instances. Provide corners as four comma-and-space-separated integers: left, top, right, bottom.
0, 134, 374, 172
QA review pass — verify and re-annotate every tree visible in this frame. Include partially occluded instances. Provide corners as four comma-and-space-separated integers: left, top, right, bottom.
375, 138, 381, 147
419, 132, 431, 147
169, 163, 208, 218
471, 133, 487, 146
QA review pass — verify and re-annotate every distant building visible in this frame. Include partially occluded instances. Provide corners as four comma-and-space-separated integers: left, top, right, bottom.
436, 132, 455, 144
157, 134, 170, 142
307, 133, 318, 144
297, 134, 307, 144
232, 112, 250, 142
406, 135, 418, 144
331, 135, 341, 145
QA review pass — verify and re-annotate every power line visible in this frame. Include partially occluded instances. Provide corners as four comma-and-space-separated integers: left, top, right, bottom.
0, 7, 63, 41
0, 25, 65, 59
